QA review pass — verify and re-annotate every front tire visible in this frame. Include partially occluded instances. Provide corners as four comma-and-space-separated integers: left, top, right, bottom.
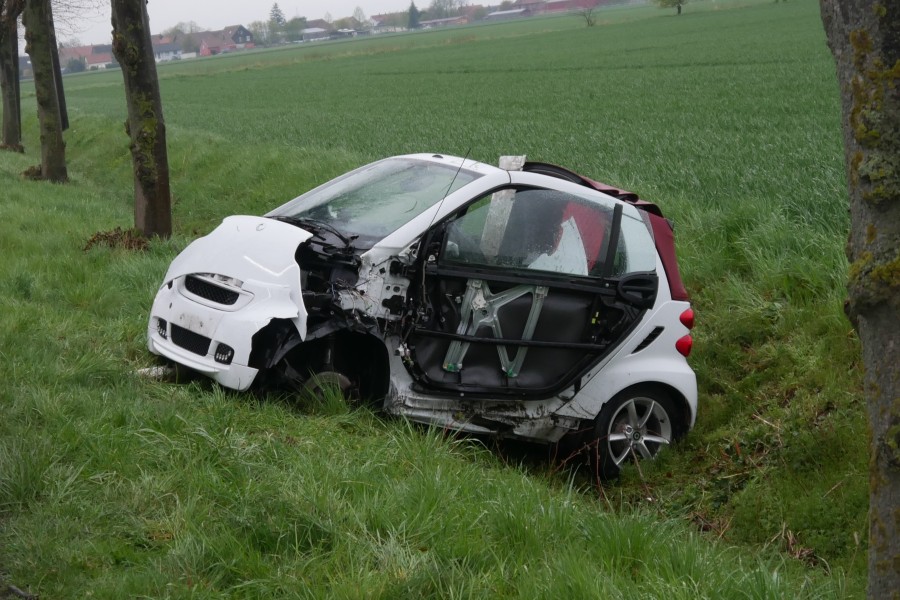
591, 386, 681, 479
302, 371, 354, 399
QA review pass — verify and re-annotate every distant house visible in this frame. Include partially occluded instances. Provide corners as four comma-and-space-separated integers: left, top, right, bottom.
505, 0, 602, 14
419, 16, 468, 28
484, 8, 530, 20
89, 45, 115, 68
197, 25, 254, 56
373, 23, 406, 33
305, 19, 332, 30
59, 45, 90, 68
225, 25, 253, 45
301, 27, 330, 41
150, 35, 182, 62
370, 13, 406, 33
59, 44, 116, 70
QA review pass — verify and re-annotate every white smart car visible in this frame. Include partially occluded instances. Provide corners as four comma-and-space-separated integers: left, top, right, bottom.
148, 154, 696, 477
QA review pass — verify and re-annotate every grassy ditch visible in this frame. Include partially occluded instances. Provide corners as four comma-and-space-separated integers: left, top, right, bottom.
1, 0, 865, 596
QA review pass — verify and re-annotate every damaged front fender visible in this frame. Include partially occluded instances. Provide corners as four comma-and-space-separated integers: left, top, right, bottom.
163, 215, 313, 335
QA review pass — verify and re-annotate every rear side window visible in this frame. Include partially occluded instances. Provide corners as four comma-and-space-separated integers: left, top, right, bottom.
443, 188, 656, 277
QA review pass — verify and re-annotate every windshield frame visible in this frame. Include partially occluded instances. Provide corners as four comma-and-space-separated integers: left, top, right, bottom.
266, 157, 485, 249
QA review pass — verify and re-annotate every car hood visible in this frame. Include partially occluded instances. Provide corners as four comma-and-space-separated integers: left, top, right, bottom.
164, 215, 314, 285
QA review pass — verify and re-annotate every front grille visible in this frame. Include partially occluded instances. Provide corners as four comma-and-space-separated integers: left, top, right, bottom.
171, 324, 212, 356
185, 275, 240, 305
632, 326, 664, 354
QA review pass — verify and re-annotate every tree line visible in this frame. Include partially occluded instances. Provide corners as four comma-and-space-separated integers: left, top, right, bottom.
1, 0, 170, 237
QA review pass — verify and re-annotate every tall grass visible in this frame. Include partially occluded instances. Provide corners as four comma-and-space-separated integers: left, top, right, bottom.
1, 0, 865, 596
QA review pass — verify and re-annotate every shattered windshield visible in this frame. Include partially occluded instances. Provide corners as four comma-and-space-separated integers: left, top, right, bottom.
267, 157, 483, 248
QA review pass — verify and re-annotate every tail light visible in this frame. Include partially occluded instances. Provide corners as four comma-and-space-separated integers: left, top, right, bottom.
676, 308, 694, 356
676, 335, 693, 357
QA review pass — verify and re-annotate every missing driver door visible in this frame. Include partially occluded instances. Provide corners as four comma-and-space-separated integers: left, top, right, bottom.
405, 186, 658, 399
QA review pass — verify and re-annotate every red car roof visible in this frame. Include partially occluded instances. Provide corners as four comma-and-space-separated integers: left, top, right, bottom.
523, 162, 689, 301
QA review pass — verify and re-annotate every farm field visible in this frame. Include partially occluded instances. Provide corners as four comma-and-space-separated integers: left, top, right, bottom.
0, 0, 867, 597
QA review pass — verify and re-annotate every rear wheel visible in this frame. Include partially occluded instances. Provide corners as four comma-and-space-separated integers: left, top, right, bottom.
591, 386, 681, 479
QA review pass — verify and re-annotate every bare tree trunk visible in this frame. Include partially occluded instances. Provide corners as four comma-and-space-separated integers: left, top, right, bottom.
111, 0, 171, 238
0, 0, 24, 152
22, 0, 66, 181
820, 1, 900, 598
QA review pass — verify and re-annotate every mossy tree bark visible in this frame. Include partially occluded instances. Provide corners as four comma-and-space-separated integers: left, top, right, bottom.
22, 0, 66, 180
820, 1, 900, 598
111, 0, 171, 238
0, 0, 24, 152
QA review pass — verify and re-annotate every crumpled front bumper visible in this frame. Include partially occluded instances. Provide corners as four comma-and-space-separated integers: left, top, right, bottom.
147, 275, 307, 390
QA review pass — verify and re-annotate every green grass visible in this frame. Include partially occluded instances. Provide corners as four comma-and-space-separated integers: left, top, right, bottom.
1, 0, 865, 596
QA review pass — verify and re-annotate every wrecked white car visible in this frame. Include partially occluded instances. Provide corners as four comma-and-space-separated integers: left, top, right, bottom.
148, 154, 696, 477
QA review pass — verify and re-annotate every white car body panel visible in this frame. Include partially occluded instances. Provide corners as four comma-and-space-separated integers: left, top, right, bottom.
551, 254, 697, 426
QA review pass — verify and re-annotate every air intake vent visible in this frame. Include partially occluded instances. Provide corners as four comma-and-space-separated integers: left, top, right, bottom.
171, 324, 212, 356
632, 326, 664, 354
185, 275, 240, 305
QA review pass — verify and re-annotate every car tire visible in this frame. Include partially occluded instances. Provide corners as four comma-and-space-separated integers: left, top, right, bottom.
589, 385, 682, 480
302, 370, 355, 400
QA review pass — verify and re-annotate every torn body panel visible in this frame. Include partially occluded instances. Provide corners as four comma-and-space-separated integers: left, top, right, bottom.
384, 345, 581, 442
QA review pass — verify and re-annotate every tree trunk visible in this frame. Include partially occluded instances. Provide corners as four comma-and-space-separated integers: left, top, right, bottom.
0, 0, 24, 152
22, 0, 66, 182
111, 0, 171, 238
820, 1, 900, 598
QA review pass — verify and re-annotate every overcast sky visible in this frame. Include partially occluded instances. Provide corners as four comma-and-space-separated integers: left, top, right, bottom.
55, 1, 417, 46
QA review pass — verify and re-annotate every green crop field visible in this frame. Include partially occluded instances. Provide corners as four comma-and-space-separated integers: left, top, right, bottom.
1, 0, 867, 597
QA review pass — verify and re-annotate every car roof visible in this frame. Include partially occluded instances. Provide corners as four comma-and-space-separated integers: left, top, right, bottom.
400, 154, 663, 218
521, 161, 663, 217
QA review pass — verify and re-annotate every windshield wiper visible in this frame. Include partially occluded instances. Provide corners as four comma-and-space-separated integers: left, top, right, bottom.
270, 216, 357, 246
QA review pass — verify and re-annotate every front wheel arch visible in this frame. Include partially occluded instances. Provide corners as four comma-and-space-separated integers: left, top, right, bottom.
266, 329, 391, 403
